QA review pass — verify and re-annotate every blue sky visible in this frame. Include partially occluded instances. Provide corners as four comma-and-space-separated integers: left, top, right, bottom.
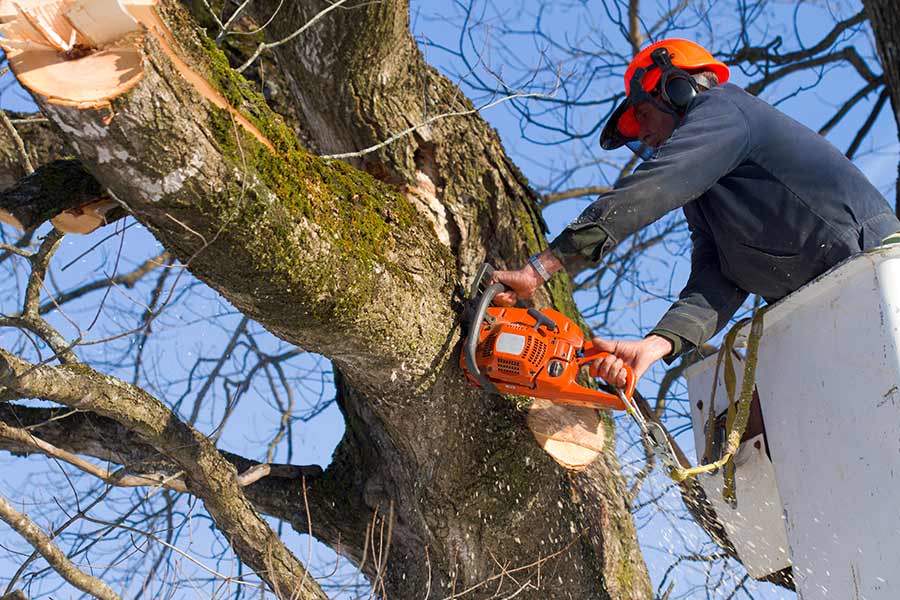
0, 1, 897, 598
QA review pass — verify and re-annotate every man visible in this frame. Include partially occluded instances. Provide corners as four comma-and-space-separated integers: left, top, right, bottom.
493, 38, 900, 388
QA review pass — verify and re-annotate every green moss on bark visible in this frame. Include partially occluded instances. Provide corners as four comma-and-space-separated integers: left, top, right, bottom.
174, 30, 447, 327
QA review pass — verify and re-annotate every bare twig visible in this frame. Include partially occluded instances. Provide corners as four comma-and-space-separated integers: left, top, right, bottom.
846, 87, 890, 159
541, 185, 611, 205
321, 90, 557, 160
0, 492, 122, 600
38, 251, 170, 316
0, 109, 34, 174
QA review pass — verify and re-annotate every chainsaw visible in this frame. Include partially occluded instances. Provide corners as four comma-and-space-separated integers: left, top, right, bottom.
459, 263, 686, 476
459, 263, 636, 410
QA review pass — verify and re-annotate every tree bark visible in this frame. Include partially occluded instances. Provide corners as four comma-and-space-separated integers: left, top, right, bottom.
864, 0, 900, 214
1, 1, 650, 597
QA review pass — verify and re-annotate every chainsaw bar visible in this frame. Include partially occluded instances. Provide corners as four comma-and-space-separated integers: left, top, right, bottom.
616, 389, 684, 477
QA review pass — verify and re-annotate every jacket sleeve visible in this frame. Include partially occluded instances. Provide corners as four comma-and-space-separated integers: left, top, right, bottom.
649, 223, 748, 360
549, 88, 751, 270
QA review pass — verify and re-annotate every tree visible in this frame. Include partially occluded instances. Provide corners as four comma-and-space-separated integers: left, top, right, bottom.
0, 1, 647, 598
865, 0, 900, 211
0, 0, 896, 598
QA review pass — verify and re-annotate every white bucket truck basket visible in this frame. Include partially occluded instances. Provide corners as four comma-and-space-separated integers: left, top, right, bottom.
684, 245, 900, 599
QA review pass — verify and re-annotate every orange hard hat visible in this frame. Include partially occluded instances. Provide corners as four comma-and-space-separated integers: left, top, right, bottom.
602, 39, 730, 150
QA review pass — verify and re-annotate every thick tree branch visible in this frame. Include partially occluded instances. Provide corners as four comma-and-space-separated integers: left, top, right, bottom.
33, 3, 455, 390
0, 349, 327, 599
0, 401, 374, 574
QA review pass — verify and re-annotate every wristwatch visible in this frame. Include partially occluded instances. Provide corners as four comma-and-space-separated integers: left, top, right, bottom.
528, 253, 552, 282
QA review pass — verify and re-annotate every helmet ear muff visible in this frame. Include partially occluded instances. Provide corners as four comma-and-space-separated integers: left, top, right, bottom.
660, 73, 698, 110
649, 47, 699, 111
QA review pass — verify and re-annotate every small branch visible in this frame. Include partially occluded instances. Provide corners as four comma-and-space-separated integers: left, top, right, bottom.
236, 0, 350, 73
819, 78, 883, 136
186, 315, 250, 424
0, 493, 122, 600
846, 87, 889, 159
732, 10, 867, 68
321, 90, 556, 160
647, 0, 689, 37
746, 46, 878, 96
541, 186, 611, 205
215, 0, 255, 41
38, 252, 171, 316
0, 109, 34, 175
0, 229, 79, 364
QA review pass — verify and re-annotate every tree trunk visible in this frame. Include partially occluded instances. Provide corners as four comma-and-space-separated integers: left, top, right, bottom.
2, 0, 651, 598
864, 0, 900, 214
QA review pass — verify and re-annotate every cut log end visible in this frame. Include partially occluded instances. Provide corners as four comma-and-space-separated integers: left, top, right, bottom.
6, 41, 144, 109
49, 197, 117, 234
0, 209, 25, 231
527, 399, 605, 472
0, 0, 155, 108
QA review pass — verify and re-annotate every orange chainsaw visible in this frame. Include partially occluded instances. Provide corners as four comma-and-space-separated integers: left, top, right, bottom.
460, 263, 636, 410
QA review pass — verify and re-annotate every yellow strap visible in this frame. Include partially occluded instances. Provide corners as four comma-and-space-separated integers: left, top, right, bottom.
701, 340, 726, 464
667, 304, 766, 492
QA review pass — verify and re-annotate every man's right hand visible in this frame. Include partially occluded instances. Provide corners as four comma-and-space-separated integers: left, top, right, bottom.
490, 250, 564, 306
490, 265, 543, 306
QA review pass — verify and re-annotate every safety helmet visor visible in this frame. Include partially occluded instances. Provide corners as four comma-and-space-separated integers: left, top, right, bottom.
600, 64, 675, 152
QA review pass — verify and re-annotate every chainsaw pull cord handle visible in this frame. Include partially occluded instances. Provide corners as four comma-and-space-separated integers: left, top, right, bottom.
576, 343, 637, 401
464, 281, 507, 394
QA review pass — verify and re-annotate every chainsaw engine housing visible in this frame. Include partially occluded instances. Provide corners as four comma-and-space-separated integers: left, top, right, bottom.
460, 305, 626, 410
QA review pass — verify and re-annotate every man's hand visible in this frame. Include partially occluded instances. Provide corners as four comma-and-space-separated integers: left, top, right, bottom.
588, 335, 673, 387
491, 250, 563, 306
491, 265, 543, 306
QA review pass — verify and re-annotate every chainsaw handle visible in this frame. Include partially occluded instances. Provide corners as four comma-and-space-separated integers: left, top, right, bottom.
527, 307, 558, 332
577, 346, 637, 400
463, 280, 506, 394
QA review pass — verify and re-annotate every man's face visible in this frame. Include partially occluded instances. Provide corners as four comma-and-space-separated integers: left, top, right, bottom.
633, 99, 677, 148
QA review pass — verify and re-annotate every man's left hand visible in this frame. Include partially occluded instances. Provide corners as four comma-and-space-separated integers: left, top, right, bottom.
588, 335, 674, 387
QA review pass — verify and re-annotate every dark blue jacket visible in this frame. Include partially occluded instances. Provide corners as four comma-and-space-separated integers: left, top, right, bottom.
549, 83, 900, 356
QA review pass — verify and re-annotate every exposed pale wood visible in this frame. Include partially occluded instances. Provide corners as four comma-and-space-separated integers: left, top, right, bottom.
527, 399, 605, 471
0, 0, 146, 108
49, 197, 116, 233
0, 208, 24, 230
